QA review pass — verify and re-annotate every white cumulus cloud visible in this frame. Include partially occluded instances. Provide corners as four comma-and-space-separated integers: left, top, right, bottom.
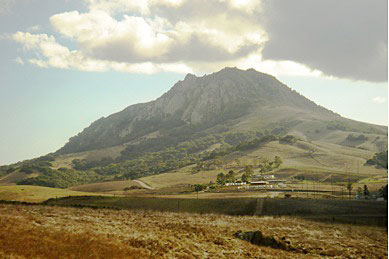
372, 96, 386, 104
14, 57, 24, 65
11, 0, 326, 76
11, 31, 193, 74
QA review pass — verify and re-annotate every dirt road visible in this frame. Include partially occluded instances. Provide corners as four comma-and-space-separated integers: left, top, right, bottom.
133, 180, 154, 190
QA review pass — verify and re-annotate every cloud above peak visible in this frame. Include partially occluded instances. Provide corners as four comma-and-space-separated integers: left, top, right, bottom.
50, 10, 263, 64
85, 0, 260, 16
261, 0, 388, 82
10, 0, 387, 81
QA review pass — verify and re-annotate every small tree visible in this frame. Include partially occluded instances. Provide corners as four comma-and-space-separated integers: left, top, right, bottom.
379, 185, 388, 200
363, 185, 370, 197
216, 173, 226, 185
227, 170, 235, 182
347, 182, 353, 199
273, 156, 283, 169
259, 158, 272, 173
241, 172, 251, 183
244, 165, 254, 175
194, 184, 206, 198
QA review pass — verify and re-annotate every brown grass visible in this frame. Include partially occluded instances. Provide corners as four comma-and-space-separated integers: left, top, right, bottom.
0, 204, 386, 258
0, 185, 111, 203
138, 140, 387, 190
68, 180, 141, 193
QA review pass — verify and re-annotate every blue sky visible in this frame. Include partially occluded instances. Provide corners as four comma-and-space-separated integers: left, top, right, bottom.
0, 0, 387, 165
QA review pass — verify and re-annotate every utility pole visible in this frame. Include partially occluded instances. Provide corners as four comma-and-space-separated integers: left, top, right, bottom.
357, 161, 360, 174
345, 162, 351, 200
318, 180, 320, 198
306, 181, 308, 198
331, 175, 333, 196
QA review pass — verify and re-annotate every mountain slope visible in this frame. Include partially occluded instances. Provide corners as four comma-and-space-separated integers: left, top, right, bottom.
1, 67, 386, 189
59, 67, 375, 155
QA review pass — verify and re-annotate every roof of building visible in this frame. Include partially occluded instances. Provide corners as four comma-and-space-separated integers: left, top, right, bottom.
250, 181, 268, 185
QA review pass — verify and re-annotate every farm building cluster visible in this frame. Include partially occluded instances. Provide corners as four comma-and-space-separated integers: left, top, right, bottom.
224, 174, 287, 189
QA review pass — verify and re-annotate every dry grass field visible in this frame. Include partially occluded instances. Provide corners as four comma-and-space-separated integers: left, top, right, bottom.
0, 185, 110, 203
139, 140, 387, 190
68, 180, 141, 193
0, 204, 387, 258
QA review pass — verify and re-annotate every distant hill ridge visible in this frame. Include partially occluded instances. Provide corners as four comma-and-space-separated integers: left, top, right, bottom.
58, 67, 385, 155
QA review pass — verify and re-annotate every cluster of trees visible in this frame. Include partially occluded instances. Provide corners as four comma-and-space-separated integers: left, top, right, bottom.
235, 135, 278, 151
0, 154, 56, 177
327, 120, 384, 135
241, 166, 254, 182
116, 134, 280, 180
7, 131, 284, 188
20, 161, 53, 174
356, 185, 370, 196
18, 167, 100, 188
365, 150, 388, 169
0, 155, 99, 188
120, 130, 267, 161
71, 157, 114, 170
194, 184, 207, 193
241, 156, 282, 182
216, 170, 236, 184
327, 121, 350, 131
259, 156, 282, 173
95, 145, 211, 180
346, 134, 367, 142
0, 165, 16, 178
366, 150, 388, 200
216, 156, 283, 184
279, 135, 298, 145
191, 158, 224, 173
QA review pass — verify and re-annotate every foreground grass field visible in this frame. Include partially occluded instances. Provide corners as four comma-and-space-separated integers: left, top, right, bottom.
0, 204, 386, 258
45, 196, 388, 226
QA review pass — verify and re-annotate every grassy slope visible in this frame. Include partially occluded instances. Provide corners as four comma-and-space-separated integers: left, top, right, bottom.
5, 118, 385, 192
68, 180, 141, 193
0, 171, 39, 186
51, 145, 126, 169
0, 185, 109, 203
10, 137, 383, 195
139, 140, 387, 189
0, 204, 387, 258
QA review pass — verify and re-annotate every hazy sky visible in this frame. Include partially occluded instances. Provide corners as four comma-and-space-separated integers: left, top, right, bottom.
0, 0, 387, 165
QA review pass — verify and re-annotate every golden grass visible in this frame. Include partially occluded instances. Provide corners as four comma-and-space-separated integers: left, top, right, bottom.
0, 185, 110, 203
0, 204, 386, 258
0, 171, 39, 186
68, 180, 141, 193
51, 145, 125, 169
140, 166, 222, 189
139, 140, 387, 190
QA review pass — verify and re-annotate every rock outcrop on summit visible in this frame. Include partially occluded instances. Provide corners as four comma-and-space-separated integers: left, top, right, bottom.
58, 67, 386, 155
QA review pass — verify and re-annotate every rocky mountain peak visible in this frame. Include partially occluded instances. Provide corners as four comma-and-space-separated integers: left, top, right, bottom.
58, 67, 338, 154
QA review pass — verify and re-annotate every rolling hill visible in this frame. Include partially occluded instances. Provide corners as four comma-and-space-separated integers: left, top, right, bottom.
57, 67, 385, 155
0, 67, 387, 191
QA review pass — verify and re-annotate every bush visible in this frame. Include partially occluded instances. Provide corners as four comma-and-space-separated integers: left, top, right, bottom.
346, 134, 367, 142
279, 135, 297, 145
365, 150, 388, 169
